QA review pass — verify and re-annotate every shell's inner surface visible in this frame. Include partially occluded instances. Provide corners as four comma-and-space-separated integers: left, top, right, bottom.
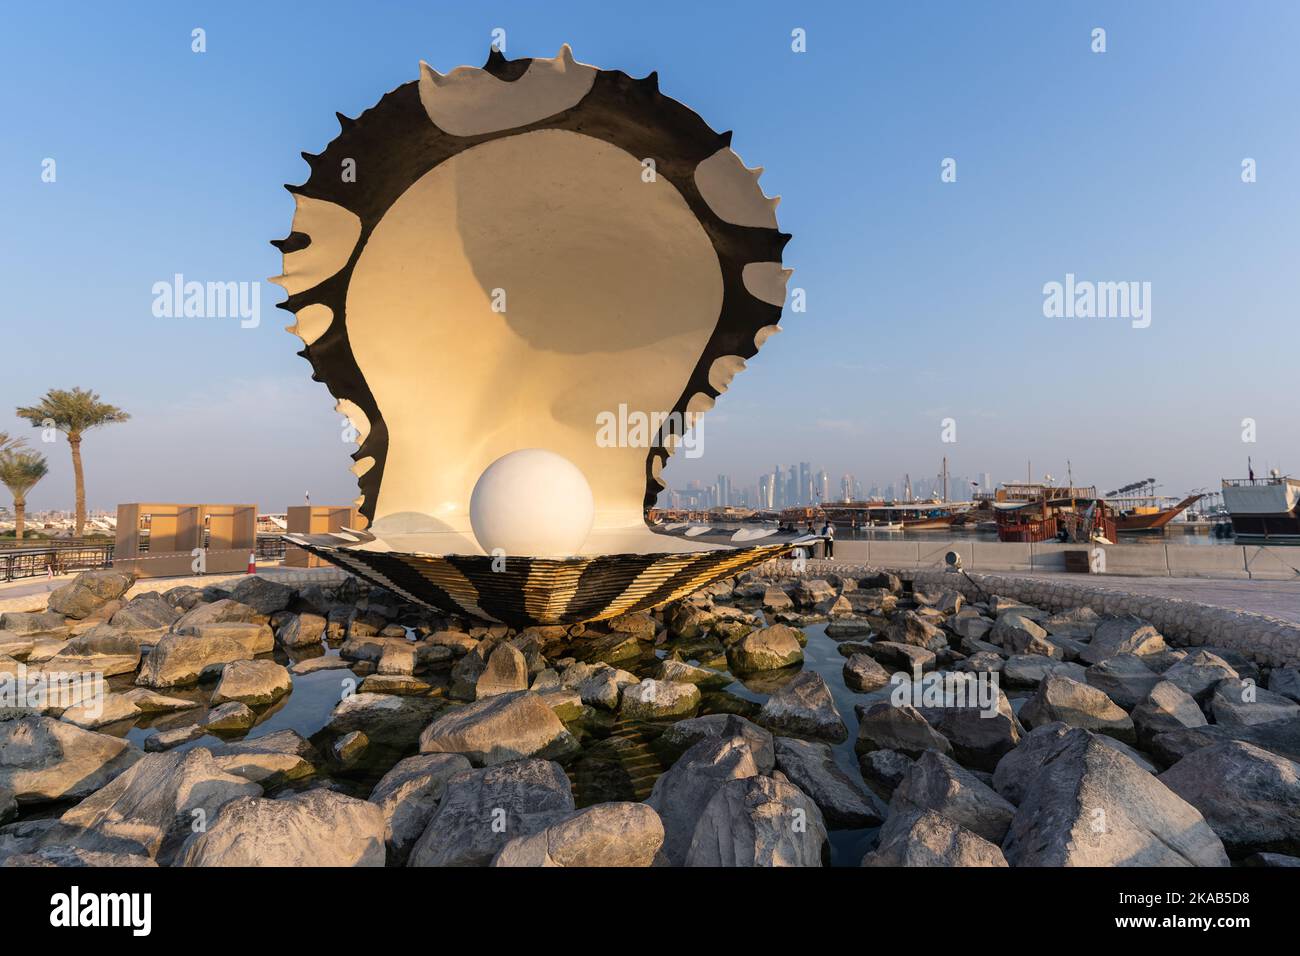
347, 129, 723, 554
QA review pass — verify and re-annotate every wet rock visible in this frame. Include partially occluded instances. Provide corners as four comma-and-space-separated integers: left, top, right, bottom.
144, 724, 205, 752
137, 625, 274, 688
419, 691, 578, 766
360, 673, 433, 696
793, 579, 836, 608
1085, 654, 1162, 710
843, 653, 890, 693
620, 679, 700, 721
1001, 728, 1228, 866
180, 789, 384, 866
173, 598, 263, 631
0, 717, 139, 804
858, 749, 913, 799
656, 658, 730, 689
890, 750, 1015, 844
559, 662, 639, 709
774, 737, 884, 829
886, 611, 948, 653
657, 714, 775, 773
203, 701, 256, 732
727, 625, 804, 673
762, 586, 794, 612
408, 758, 575, 867
665, 603, 714, 640
758, 671, 847, 743
862, 808, 1007, 867
327, 693, 443, 756
1211, 678, 1300, 727
368, 752, 472, 864
209, 730, 320, 787
493, 802, 663, 867
1159, 741, 1300, 858
824, 618, 875, 641
59, 692, 141, 730
1131, 681, 1208, 748
685, 775, 828, 867
59, 748, 260, 863
475, 643, 529, 698
1079, 616, 1167, 665
1019, 674, 1135, 744
228, 576, 296, 615
211, 659, 291, 707
289, 656, 352, 676
646, 734, 763, 866
855, 702, 952, 758
46, 569, 136, 620
332, 730, 367, 766
276, 612, 326, 649
864, 641, 936, 672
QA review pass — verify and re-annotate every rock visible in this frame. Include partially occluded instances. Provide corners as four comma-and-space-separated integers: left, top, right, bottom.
333, 730, 368, 765
1019, 674, 1136, 743
657, 715, 775, 773
991, 597, 1046, 620
144, 725, 205, 752
957, 651, 1004, 675
759, 586, 792, 612
1150, 717, 1300, 767
991, 722, 1074, 805
1269, 667, 1300, 704
289, 656, 353, 676
1243, 852, 1300, 867
991, 615, 1049, 650
368, 753, 472, 864
44, 626, 142, 677
1085, 654, 1162, 710
3, 846, 157, 867
890, 750, 1016, 844
179, 789, 384, 866
1211, 679, 1300, 727
59, 748, 260, 864
327, 693, 443, 756
0, 611, 69, 637
1080, 616, 1167, 665
203, 701, 257, 732
581, 631, 643, 665
793, 579, 836, 608
228, 576, 296, 615
408, 758, 575, 867
0, 717, 139, 805
1042, 606, 1101, 639
656, 658, 731, 689
664, 603, 713, 640
774, 737, 883, 828
46, 569, 136, 619
419, 691, 577, 766
119, 688, 199, 713
108, 592, 180, 640
863, 808, 1007, 866
607, 612, 656, 641
863, 641, 936, 672
536, 688, 583, 721
211, 659, 291, 707
842, 653, 890, 693
172, 598, 263, 631
492, 802, 663, 867
886, 611, 948, 653
59, 692, 141, 730
1131, 681, 1208, 748
137, 625, 274, 688
161, 586, 205, 611
1001, 655, 1085, 688
559, 662, 639, 709
1160, 650, 1239, 702
726, 625, 803, 673
757, 671, 847, 743
475, 643, 529, 698
1001, 728, 1228, 866
858, 749, 913, 799
276, 612, 326, 649
208, 730, 320, 786
917, 687, 1023, 772
359, 673, 432, 695
619, 680, 701, 721
1159, 741, 1300, 858
855, 702, 951, 758
685, 775, 828, 867
646, 734, 763, 866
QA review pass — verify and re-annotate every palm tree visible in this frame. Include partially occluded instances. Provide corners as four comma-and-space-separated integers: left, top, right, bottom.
0, 432, 24, 454
16, 389, 129, 536
0, 449, 49, 540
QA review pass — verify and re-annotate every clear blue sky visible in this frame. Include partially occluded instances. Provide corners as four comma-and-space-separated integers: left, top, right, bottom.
3, 1, 1297, 513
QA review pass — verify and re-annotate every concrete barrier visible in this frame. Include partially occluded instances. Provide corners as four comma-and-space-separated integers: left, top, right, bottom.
971, 541, 1032, 571
1243, 546, 1300, 581
1166, 544, 1249, 579
868, 541, 921, 568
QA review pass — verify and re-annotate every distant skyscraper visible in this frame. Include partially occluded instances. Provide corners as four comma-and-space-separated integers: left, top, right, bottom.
798, 462, 812, 506
816, 469, 829, 503
716, 474, 732, 507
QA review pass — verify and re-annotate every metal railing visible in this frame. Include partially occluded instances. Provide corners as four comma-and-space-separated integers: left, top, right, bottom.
1, 544, 115, 582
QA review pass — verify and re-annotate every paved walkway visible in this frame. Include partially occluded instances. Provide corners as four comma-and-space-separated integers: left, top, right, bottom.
1014, 572, 1300, 625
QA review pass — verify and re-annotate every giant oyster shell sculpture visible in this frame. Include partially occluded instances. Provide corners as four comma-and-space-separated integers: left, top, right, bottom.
276, 45, 806, 626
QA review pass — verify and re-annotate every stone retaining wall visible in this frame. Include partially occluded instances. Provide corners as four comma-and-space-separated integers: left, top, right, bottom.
758, 559, 1300, 669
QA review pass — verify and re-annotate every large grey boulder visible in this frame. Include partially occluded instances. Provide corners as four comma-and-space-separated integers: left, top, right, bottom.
418, 691, 577, 766
1079, 617, 1167, 665
108, 592, 180, 641
0, 717, 140, 805
136, 625, 273, 688
275, 612, 326, 649
862, 808, 1007, 867
646, 734, 763, 866
172, 599, 263, 631
1019, 674, 1135, 744
1086, 654, 1162, 710
916, 684, 1023, 772
1002, 655, 1085, 688
211, 659, 292, 707
656, 659, 731, 689
0, 611, 70, 637
619, 679, 700, 721
228, 576, 296, 615
843, 653, 890, 693
657, 714, 775, 773
46, 626, 141, 676
858, 749, 914, 800
886, 612, 948, 653
475, 643, 529, 699
991, 722, 1074, 805
408, 759, 575, 867
1131, 681, 1207, 748
726, 625, 803, 673
492, 802, 663, 867
685, 775, 828, 867
1042, 606, 1101, 639
46, 569, 136, 620
774, 737, 883, 828
368, 753, 472, 864
58, 748, 260, 864
758, 671, 847, 743
1210, 679, 1300, 727
559, 662, 639, 709
207, 730, 320, 787
891, 750, 1016, 844
1159, 741, 1300, 858
179, 789, 385, 866
1149, 717, 1300, 767
855, 702, 952, 758
1161, 650, 1239, 702
1001, 729, 1228, 866
1269, 667, 1300, 704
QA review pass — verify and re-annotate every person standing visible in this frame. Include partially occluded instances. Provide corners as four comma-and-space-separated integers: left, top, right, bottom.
822, 519, 835, 559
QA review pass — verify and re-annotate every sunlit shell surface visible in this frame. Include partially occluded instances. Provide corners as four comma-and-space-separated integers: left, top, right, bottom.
275, 46, 801, 625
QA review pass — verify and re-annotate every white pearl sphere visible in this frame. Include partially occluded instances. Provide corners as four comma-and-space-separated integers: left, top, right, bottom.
469, 449, 595, 557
